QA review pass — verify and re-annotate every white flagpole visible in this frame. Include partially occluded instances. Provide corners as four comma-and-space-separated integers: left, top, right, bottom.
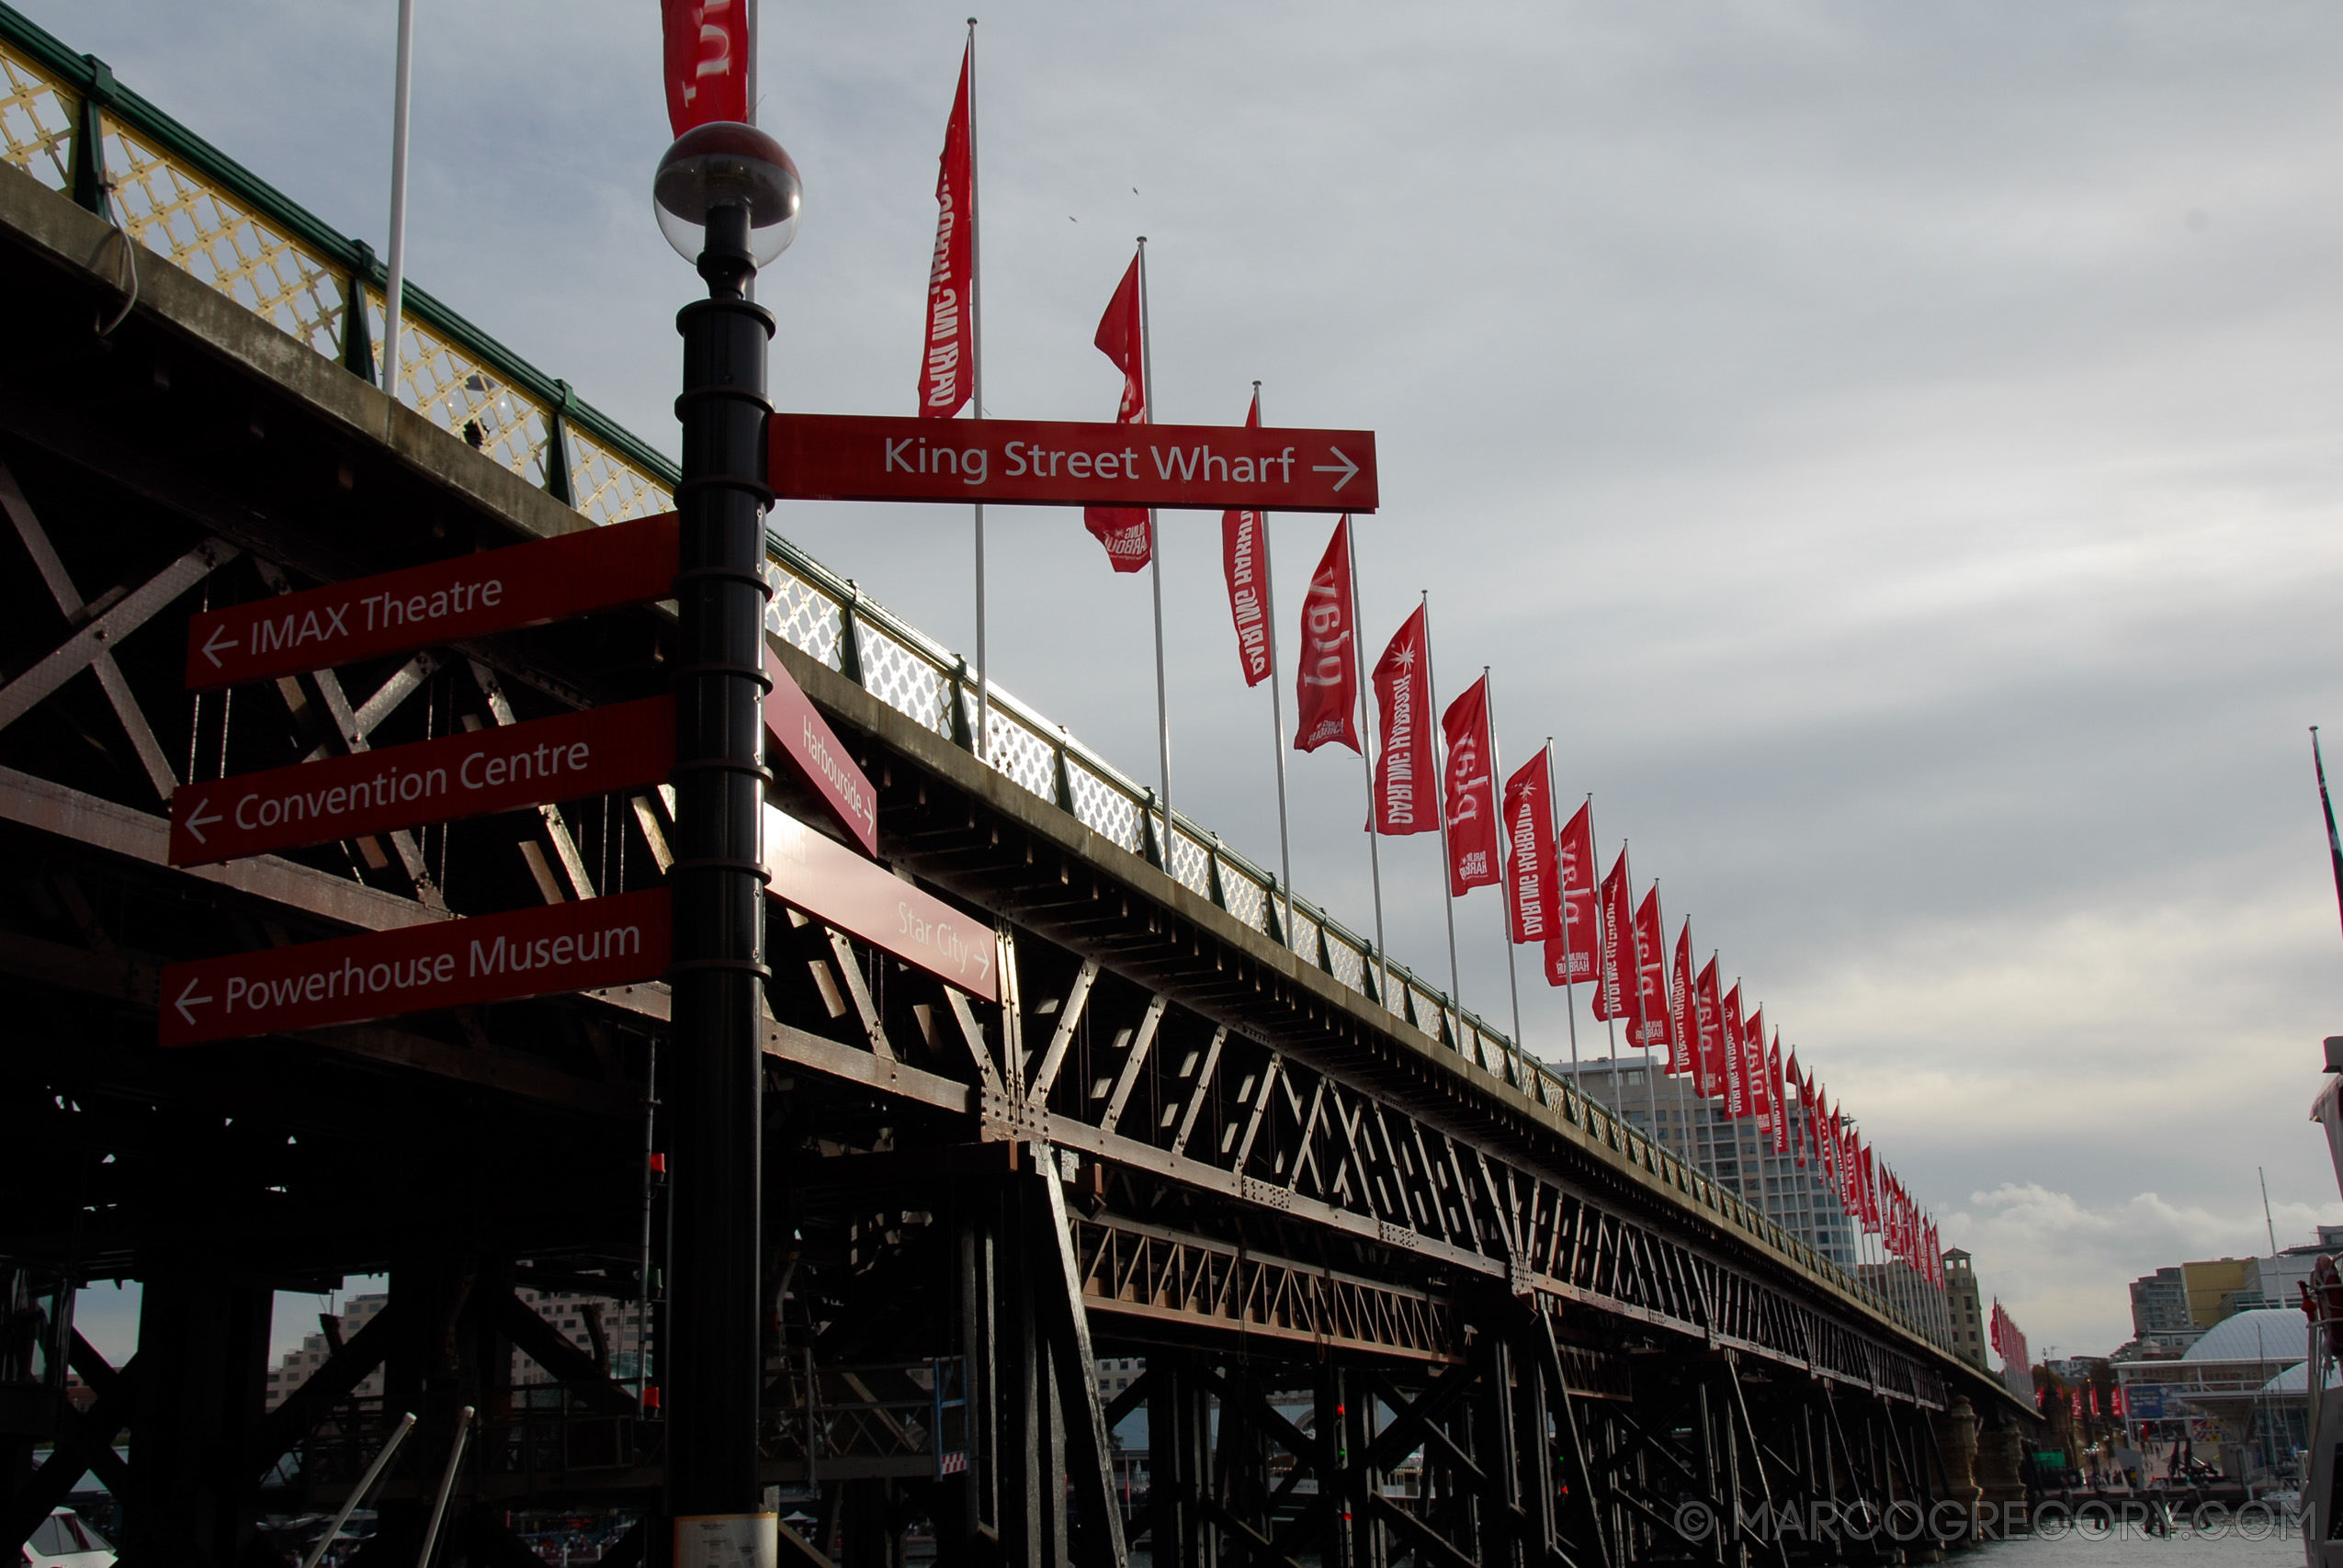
966, 19, 990, 763
1487, 669, 1524, 1086
1421, 592, 1464, 1025
1626, 845, 1658, 1134
1138, 237, 1172, 828
381, 0, 417, 398
1258, 383, 1296, 947
1346, 524, 1390, 1006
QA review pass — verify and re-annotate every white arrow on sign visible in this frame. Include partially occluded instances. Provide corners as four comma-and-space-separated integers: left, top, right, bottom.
201, 624, 237, 668
175, 976, 213, 1025
1311, 446, 1359, 491
181, 797, 222, 844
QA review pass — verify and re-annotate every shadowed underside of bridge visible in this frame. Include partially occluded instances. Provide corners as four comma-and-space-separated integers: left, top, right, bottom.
0, 93, 2033, 1568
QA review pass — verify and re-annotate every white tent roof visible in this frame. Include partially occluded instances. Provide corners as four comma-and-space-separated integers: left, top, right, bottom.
2183, 1308, 2310, 1364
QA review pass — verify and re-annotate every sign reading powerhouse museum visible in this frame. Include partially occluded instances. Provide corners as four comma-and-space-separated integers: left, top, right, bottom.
159, 889, 673, 1046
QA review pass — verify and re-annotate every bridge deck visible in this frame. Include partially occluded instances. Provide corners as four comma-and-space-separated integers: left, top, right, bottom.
0, 16, 2037, 1561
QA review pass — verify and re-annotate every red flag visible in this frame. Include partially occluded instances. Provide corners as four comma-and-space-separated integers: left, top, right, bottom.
1823, 1101, 1840, 1190
1370, 608, 1434, 831
918, 42, 976, 418
1503, 748, 1559, 942
1220, 392, 1273, 684
1543, 803, 1598, 986
1292, 518, 1360, 753
1693, 959, 1726, 1099
1592, 852, 1636, 1021
1786, 1051, 1805, 1164
1744, 1004, 1771, 1128
662, 0, 751, 135
1670, 921, 1697, 1077
1441, 676, 1500, 895
1082, 253, 1150, 570
1632, 888, 1672, 1055
1859, 1143, 1879, 1232
1768, 1032, 1789, 1156
1720, 985, 1749, 1117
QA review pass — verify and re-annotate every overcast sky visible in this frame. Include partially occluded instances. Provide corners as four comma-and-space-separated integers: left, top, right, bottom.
43, 0, 2343, 1363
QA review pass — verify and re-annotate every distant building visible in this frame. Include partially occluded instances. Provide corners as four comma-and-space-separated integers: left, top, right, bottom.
1942, 1249, 1988, 1369
1562, 1060, 1857, 1267
2123, 1226, 2343, 1350
263, 1286, 648, 1411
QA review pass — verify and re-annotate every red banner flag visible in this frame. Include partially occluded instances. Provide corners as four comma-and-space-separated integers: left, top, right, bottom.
1823, 1101, 1839, 1190
918, 41, 976, 419
662, 0, 751, 135
1370, 607, 1434, 830
1670, 920, 1696, 1077
1441, 676, 1500, 895
1503, 747, 1559, 942
1543, 802, 1598, 986
1632, 887, 1672, 1055
1859, 1142, 1880, 1232
1744, 1004, 1772, 1129
1694, 958, 1726, 1099
1293, 518, 1360, 753
1082, 252, 1150, 570
1787, 1051, 1805, 1165
1592, 851, 1636, 1021
1720, 982, 1749, 1116
1221, 392, 1272, 685
1768, 1032, 1790, 1155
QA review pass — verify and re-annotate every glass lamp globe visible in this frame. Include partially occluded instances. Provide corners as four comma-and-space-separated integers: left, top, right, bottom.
652, 122, 802, 265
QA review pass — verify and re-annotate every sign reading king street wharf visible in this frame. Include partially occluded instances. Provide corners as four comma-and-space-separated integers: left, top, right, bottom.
770, 413, 1377, 513
159, 888, 673, 1046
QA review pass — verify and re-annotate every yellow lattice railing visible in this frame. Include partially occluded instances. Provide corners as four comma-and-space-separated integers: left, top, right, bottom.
0, 34, 672, 526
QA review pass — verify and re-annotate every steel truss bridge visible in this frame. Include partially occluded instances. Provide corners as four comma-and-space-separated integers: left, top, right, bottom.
0, 12, 2036, 1566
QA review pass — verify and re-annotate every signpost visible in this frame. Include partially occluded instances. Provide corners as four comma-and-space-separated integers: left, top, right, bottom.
185, 510, 679, 690
169, 696, 673, 866
770, 412, 1378, 513
158, 887, 672, 1046
763, 807, 994, 1000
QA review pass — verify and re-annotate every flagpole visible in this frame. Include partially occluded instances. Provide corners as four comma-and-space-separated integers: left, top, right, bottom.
1258, 381, 1296, 948
1549, 747, 1580, 1085
1487, 668, 1524, 1086
1137, 236, 1172, 828
966, 19, 989, 763
1730, 972, 1749, 1206
2315, 727, 2343, 942
1348, 525, 1390, 1006
381, 0, 416, 397
1421, 592, 1464, 1025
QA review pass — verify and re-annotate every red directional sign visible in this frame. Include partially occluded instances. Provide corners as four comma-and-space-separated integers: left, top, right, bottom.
186, 511, 680, 691
769, 413, 1377, 513
764, 648, 877, 857
168, 697, 674, 867
764, 807, 996, 1000
159, 887, 672, 1046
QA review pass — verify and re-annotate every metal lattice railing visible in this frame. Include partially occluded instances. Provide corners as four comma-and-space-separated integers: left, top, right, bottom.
0, 3, 1952, 1357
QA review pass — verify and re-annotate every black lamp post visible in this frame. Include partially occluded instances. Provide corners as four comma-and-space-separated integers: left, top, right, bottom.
653, 119, 800, 1562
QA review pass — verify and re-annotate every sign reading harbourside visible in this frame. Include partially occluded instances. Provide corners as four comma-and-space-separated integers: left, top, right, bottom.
770, 413, 1377, 513
185, 511, 680, 690
764, 649, 877, 856
169, 697, 674, 866
158, 888, 672, 1046
763, 807, 995, 1000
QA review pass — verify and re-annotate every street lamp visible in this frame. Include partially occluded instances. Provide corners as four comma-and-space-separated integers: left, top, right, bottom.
654, 117, 797, 1563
